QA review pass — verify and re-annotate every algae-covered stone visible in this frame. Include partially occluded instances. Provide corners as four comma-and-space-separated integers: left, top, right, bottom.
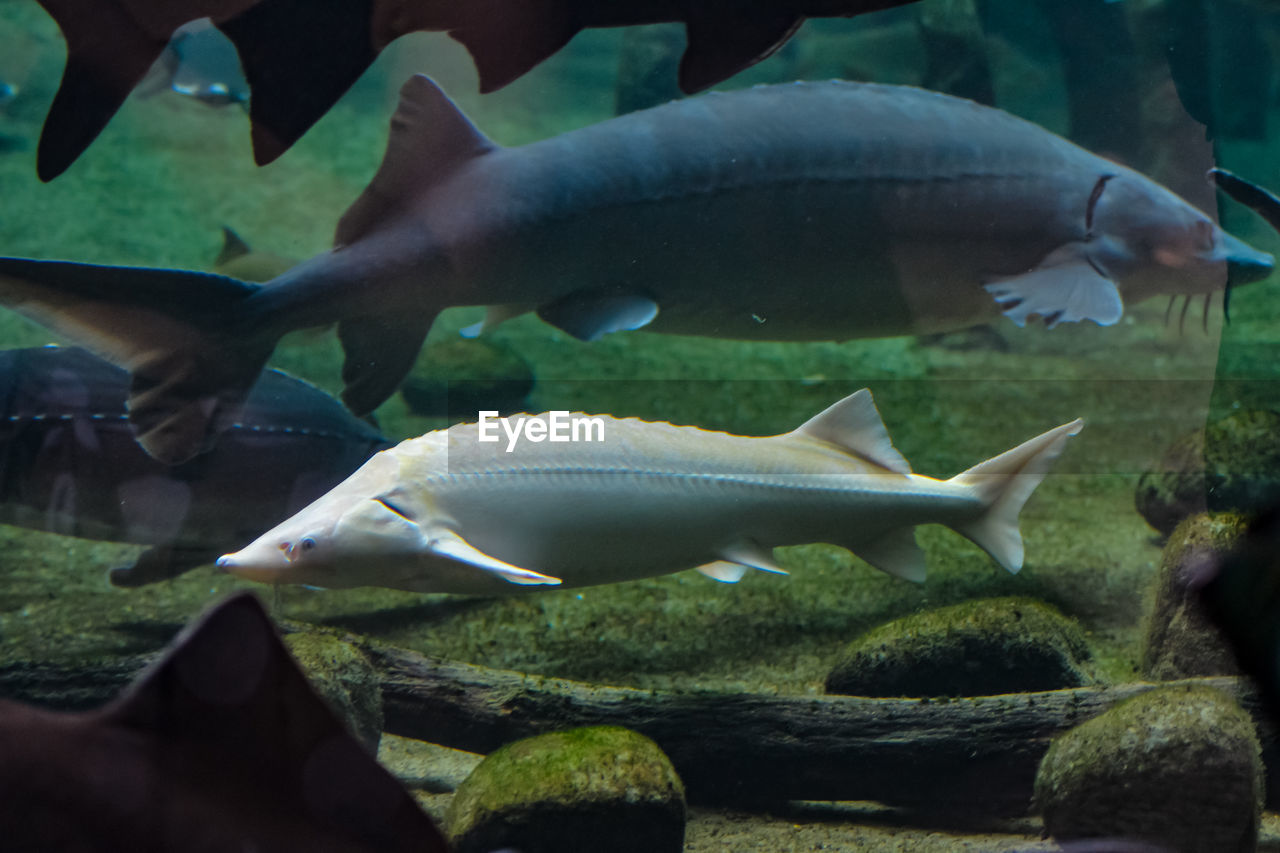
399, 338, 534, 419
1141, 512, 1247, 680
1034, 684, 1263, 853
1135, 409, 1280, 536
824, 596, 1097, 697
446, 725, 685, 853
283, 632, 383, 752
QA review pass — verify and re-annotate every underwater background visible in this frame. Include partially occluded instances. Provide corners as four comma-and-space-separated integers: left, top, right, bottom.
3, 0, 1280, 849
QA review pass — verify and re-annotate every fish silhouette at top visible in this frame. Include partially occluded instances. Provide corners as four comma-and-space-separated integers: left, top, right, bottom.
30, 0, 923, 180
0, 77, 1270, 465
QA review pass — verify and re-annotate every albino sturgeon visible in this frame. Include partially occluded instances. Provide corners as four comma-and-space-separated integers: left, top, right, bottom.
217, 390, 1083, 595
0, 76, 1263, 464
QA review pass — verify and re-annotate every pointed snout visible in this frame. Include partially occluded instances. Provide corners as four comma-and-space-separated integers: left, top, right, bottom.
1222, 231, 1275, 287
216, 543, 287, 582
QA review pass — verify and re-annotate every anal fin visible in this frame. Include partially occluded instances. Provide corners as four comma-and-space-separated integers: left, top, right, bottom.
338, 313, 430, 416
849, 528, 926, 582
428, 528, 561, 586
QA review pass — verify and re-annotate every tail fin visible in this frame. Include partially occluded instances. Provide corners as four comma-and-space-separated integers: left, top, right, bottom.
0, 257, 274, 464
949, 418, 1084, 573
35, 0, 170, 181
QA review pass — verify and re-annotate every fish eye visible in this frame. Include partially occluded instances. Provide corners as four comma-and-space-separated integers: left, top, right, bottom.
300, 537, 317, 552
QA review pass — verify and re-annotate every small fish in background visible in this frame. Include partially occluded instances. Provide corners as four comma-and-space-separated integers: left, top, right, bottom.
137, 18, 250, 108
212, 225, 296, 282
30, 0, 925, 180
217, 390, 1082, 595
0, 591, 450, 852
0, 76, 1265, 464
0, 345, 390, 587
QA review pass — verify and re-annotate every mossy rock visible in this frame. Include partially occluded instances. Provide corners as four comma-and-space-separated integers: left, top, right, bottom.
446, 725, 685, 853
1034, 684, 1263, 852
1135, 409, 1280, 536
824, 596, 1097, 697
284, 632, 383, 752
399, 338, 534, 419
1141, 512, 1247, 680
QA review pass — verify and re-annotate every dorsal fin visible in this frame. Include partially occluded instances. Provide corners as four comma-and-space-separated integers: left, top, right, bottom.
791, 389, 912, 474
336, 74, 496, 246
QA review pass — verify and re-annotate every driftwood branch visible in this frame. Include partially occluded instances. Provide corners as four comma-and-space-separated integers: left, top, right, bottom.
0, 630, 1261, 816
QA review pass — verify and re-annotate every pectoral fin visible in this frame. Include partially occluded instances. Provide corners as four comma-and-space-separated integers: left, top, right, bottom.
984, 248, 1123, 328
427, 528, 561, 586
696, 539, 789, 583
537, 292, 658, 341
849, 528, 926, 582
721, 539, 788, 574
460, 304, 534, 339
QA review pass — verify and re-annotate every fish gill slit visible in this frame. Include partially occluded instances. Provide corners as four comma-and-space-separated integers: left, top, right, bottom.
1084, 173, 1115, 234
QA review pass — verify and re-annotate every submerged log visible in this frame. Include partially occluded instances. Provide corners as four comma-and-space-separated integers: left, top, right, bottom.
0, 631, 1260, 815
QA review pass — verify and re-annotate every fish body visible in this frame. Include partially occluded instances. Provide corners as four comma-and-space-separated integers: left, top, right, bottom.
0, 346, 389, 585
0, 592, 449, 851
31, 0, 922, 179
218, 390, 1083, 595
0, 77, 1263, 464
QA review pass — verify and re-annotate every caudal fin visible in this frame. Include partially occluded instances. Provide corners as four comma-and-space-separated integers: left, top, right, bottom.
0, 257, 274, 464
949, 418, 1084, 573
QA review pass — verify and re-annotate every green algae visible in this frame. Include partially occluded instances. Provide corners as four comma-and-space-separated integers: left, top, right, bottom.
446, 725, 685, 853
825, 596, 1098, 697
1035, 684, 1263, 852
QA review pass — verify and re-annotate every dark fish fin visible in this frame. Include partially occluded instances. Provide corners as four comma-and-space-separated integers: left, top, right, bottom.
449, 9, 579, 94
217, 0, 378, 165
0, 257, 271, 464
337, 74, 497, 246
216, 225, 253, 266
678, 13, 805, 93
34, 0, 170, 181
106, 592, 450, 851
536, 291, 659, 341
108, 545, 218, 588
338, 314, 430, 416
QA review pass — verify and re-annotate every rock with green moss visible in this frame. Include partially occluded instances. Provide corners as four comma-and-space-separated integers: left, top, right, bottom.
1141, 512, 1247, 680
1135, 409, 1280, 536
283, 632, 383, 752
399, 338, 534, 419
1034, 684, 1263, 852
446, 725, 685, 853
824, 596, 1097, 697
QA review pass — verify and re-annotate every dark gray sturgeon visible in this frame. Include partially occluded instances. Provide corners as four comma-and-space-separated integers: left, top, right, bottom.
0, 346, 388, 585
0, 77, 1271, 464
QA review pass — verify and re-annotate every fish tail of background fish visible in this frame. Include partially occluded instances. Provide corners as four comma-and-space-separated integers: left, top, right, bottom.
34, 0, 172, 182
946, 417, 1084, 573
0, 257, 275, 464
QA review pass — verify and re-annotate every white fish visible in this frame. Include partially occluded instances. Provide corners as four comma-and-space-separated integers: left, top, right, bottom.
217, 391, 1083, 595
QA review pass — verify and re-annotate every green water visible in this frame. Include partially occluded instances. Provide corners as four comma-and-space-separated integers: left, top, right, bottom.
3, 0, 1280, 849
